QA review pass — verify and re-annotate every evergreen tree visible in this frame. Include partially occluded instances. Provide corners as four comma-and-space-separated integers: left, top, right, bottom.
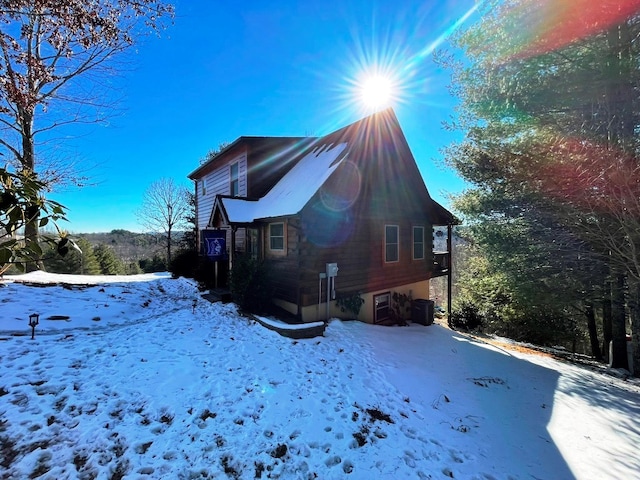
139, 254, 167, 273
93, 244, 126, 275
179, 191, 197, 252
43, 237, 100, 275
127, 262, 142, 275
443, 1, 640, 368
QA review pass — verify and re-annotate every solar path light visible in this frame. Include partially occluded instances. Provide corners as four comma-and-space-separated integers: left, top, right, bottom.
28, 313, 39, 340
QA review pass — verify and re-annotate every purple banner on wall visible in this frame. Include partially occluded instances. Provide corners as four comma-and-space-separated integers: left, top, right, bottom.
202, 230, 227, 260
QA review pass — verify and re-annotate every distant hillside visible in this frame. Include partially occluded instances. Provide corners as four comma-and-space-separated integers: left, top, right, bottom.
73, 229, 184, 264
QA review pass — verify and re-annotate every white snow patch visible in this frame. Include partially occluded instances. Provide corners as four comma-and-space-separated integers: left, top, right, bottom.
254, 315, 325, 331
0, 273, 639, 479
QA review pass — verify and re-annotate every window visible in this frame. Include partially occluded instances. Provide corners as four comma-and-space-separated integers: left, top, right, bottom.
230, 163, 239, 196
385, 225, 399, 263
200, 178, 206, 196
269, 223, 285, 251
413, 226, 425, 260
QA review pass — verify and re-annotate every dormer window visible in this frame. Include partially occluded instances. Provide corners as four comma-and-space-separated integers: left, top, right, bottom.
230, 162, 239, 196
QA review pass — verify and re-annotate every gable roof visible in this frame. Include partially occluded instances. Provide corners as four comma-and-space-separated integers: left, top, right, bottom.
211, 108, 456, 226
214, 142, 348, 224
187, 136, 310, 180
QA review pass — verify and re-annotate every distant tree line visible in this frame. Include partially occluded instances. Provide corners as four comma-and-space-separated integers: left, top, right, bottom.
40, 231, 174, 275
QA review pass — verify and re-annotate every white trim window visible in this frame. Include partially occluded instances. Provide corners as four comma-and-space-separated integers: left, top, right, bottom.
200, 178, 206, 196
230, 162, 239, 196
269, 222, 285, 252
413, 226, 425, 260
385, 224, 399, 263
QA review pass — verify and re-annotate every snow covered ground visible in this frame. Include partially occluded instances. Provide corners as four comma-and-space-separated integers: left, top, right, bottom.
1, 272, 639, 479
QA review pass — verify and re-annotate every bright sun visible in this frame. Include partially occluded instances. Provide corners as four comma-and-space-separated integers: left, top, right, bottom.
359, 74, 394, 109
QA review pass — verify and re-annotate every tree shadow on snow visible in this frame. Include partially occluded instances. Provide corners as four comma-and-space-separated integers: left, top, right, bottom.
359, 323, 588, 479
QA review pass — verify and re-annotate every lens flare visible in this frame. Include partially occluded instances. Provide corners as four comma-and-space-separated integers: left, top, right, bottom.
494, 0, 640, 60
319, 160, 362, 212
359, 74, 394, 110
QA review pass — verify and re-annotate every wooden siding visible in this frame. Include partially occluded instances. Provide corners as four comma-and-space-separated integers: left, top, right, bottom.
196, 151, 247, 230
296, 215, 434, 307
262, 219, 300, 306
290, 146, 439, 308
260, 212, 435, 310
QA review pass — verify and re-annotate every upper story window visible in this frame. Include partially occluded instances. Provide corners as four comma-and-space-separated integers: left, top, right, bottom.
269, 222, 285, 252
413, 226, 425, 260
200, 178, 206, 196
230, 162, 239, 196
385, 225, 399, 263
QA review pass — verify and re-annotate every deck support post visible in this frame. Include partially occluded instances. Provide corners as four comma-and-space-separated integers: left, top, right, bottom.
447, 224, 453, 319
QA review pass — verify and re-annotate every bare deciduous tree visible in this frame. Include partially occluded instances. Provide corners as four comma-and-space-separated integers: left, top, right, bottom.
0, 0, 173, 268
136, 178, 189, 266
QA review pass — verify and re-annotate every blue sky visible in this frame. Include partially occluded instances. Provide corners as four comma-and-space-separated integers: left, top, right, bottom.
51, 0, 479, 233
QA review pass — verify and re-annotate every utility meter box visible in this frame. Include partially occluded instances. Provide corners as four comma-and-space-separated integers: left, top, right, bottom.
326, 263, 339, 277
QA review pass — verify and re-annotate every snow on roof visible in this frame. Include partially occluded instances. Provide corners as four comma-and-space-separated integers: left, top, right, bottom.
221, 142, 348, 223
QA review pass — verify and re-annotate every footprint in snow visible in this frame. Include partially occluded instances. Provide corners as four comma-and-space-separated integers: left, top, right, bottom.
342, 460, 354, 474
404, 454, 416, 468
325, 455, 341, 467
401, 426, 417, 439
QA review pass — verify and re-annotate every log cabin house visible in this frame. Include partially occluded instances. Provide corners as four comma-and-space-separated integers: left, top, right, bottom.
187, 108, 455, 324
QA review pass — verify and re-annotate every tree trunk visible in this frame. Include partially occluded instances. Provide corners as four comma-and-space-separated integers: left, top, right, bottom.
167, 227, 172, 267
602, 279, 612, 362
606, 22, 635, 151
585, 303, 602, 360
604, 24, 632, 371
628, 279, 640, 377
20, 108, 43, 272
610, 272, 629, 369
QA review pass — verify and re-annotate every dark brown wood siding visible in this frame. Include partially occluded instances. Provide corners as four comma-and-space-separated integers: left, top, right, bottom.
290, 128, 440, 308
262, 218, 300, 306
296, 214, 434, 307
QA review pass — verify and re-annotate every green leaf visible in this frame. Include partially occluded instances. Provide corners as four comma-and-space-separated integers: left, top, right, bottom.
28, 242, 43, 257
8, 206, 23, 225
0, 238, 17, 249
0, 248, 12, 265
